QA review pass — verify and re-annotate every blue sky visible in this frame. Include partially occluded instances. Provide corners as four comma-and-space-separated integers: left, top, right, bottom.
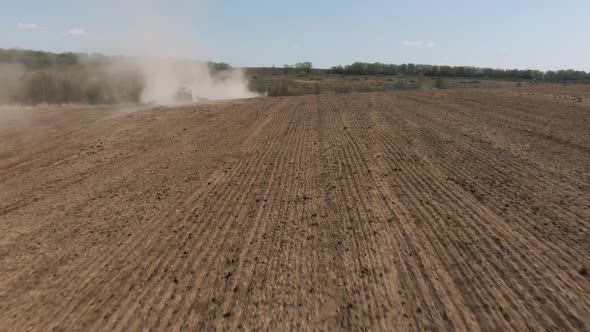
1, 0, 589, 70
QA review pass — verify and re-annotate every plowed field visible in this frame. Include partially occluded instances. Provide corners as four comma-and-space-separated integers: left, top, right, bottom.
1, 86, 589, 330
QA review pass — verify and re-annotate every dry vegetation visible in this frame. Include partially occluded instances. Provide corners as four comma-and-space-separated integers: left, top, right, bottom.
1, 85, 589, 330
247, 71, 521, 96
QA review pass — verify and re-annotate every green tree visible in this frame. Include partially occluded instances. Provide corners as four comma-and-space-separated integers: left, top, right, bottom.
294, 62, 313, 73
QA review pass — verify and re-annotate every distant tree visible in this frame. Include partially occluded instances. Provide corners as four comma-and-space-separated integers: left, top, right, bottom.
330, 65, 344, 74
56, 52, 78, 65
294, 62, 313, 73
283, 64, 293, 74
207, 61, 231, 73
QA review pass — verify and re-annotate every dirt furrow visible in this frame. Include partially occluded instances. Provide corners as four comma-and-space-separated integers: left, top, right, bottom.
1, 87, 588, 331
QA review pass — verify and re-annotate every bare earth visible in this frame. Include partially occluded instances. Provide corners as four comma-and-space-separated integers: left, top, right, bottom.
1, 86, 589, 331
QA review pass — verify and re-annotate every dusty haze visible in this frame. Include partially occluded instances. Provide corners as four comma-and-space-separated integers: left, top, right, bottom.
116, 4, 258, 104
137, 57, 257, 104
0, 2, 257, 107
0, 64, 25, 103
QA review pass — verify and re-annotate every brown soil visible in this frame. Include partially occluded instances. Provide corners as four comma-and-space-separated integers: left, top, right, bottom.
1, 86, 589, 331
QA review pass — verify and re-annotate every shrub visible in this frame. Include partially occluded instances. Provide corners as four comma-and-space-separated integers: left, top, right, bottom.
434, 79, 447, 89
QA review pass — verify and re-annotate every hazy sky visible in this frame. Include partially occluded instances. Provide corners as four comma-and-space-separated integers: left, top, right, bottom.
1, 0, 589, 70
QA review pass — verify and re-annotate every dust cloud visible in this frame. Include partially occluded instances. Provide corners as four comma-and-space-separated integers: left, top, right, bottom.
0, 2, 258, 108
112, 4, 258, 105
0, 63, 25, 104
0, 64, 29, 130
137, 57, 257, 104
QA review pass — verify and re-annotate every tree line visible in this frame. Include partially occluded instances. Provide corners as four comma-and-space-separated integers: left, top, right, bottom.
282, 62, 313, 74
330, 62, 590, 83
0, 48, 231, 71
